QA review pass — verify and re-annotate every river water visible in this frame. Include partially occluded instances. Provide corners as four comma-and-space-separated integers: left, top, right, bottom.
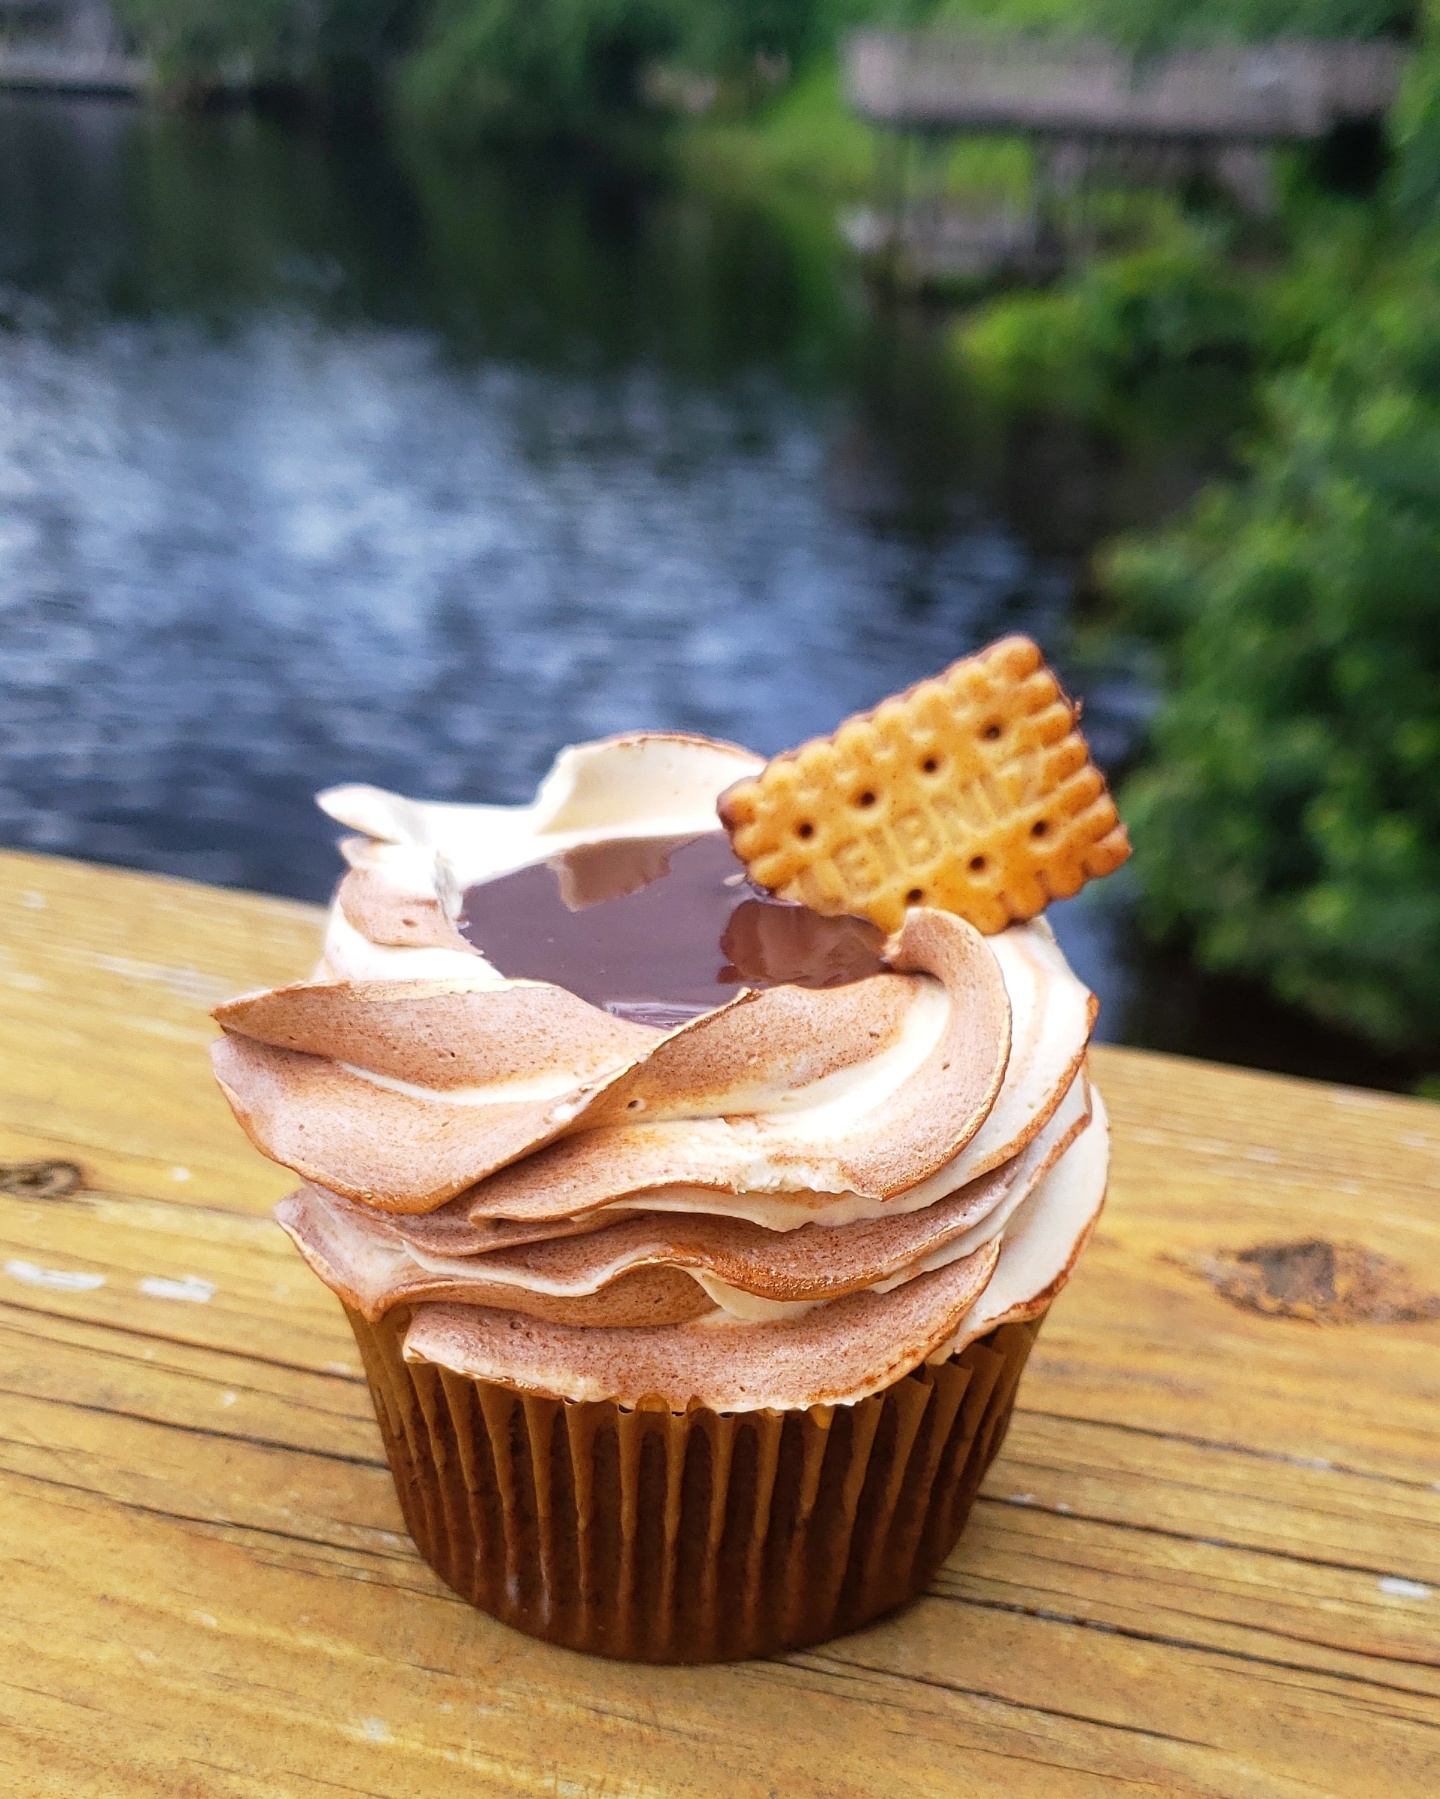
0, 92, 1403, 1085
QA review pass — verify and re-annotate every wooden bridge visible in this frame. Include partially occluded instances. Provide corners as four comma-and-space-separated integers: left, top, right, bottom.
841, 32, 1411, 284
845, 32, 1409, 145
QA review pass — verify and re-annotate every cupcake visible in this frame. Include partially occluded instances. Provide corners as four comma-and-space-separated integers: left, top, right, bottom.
212, 638, 1125, 1662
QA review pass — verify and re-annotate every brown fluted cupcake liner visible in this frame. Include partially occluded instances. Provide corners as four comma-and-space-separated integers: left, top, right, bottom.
347, 1304, 1044, 1663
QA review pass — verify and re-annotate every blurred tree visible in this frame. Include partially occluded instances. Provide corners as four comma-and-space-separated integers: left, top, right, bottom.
958, 234, 1260, 427
1092, 12, 1440, 1061
399, 0, 685, 135
938, 9, 1440, 1065
688, 0, 885, 71
1392, 0, 1440, 218
110, 0, 424, 86
1105, 242, 1440, 1053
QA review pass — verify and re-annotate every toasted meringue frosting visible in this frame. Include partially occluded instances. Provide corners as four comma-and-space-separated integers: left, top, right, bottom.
215, 731, 1108, 1411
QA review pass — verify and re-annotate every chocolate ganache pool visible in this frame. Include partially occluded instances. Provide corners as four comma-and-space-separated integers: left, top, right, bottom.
457, 831, 886, 1026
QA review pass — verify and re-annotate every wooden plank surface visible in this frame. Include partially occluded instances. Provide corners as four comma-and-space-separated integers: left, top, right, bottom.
1, 845, 1437, 1798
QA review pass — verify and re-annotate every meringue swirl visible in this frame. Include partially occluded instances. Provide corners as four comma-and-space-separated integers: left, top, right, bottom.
212, 732, 1109, 1411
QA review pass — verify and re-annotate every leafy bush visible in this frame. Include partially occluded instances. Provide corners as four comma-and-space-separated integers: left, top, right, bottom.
110, 1, 420, 85
110, 1, 864, 114
1391, 4, 1440, 223
1107, 251, 1440, 1053
110, 0, 297, 81
400, 0, 688, 136
682, 0, 879, 73
397, 1, 887, 137
957, 236, 1260, 425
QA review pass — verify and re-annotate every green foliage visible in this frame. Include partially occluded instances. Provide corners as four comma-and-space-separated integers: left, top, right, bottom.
1391, 4, 1440, 223
945, 4, 1440, 1060
110, 0, 295, 80
943, 4, 1440, 1061
684, 52, 1033, 205
682, 58, 893, 197
110, 1, 420, 84
1107, 248, 1440, 1052
395, 1, 894, 139
681, 0, 880, 72
400, 0, 684, 137
957, 234, 1260, 429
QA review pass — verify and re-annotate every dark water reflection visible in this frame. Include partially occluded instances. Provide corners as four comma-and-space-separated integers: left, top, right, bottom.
2, 92, 1404, 1086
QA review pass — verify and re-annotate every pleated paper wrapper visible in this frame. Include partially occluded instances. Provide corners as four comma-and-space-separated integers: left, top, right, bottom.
348, 1304, 1045, 1663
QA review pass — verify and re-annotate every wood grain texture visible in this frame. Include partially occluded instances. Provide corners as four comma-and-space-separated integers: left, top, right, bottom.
1, 845, 1437, 1797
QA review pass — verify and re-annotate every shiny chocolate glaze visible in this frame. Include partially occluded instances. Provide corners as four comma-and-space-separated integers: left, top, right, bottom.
458, 832, 886, 1026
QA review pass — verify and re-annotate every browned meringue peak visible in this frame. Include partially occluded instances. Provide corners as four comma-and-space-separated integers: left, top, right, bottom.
388, 1071, 1083, 1261
943, 1090, 1110, 1359
457, 908, 1009, 1219
535, 920, 1094, 1235
276, 1191, 713, 1327
337, 832, 389, 871
281, 1072, 1087, 1322
457, 917, 1091, 1235
302, 1185, 628, 1256
212, 980, 891, 1216
882, 921, 1098, 1205
319, 732, 765, 893
210, 977, 661, 1211
580, 971, 917, 1123
215, 976, 655, 1089
866, 1066, 1090, 1280
212, 1032, 605, 1213
211, 907, 1010, 1216
402, 1239, 1002, 1412
336, 867, 473, 953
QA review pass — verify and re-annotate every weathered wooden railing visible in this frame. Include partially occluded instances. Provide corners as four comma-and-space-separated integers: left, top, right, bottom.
845, 31, 1409, 143
841, 31, 1412, 275
1, 844, 1437, 1791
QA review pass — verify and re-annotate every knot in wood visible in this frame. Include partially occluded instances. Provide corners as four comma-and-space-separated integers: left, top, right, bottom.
0, 1159, 84, 1200
1194, 1238, 1440, 1326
